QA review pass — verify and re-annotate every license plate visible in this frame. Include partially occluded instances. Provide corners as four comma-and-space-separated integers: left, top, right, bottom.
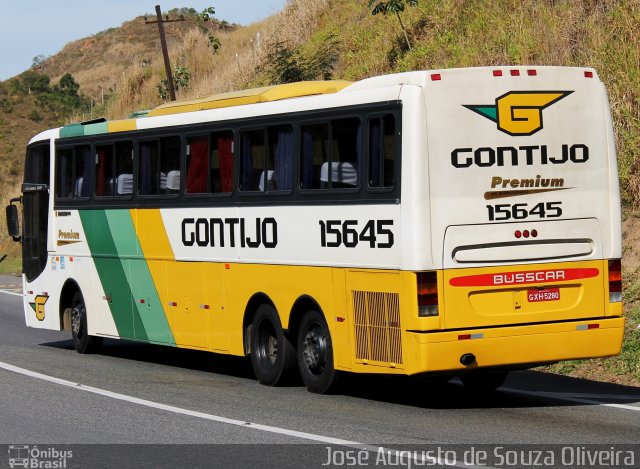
527, 288, 560, 302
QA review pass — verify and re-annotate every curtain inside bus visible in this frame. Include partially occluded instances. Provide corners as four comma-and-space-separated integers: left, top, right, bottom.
274, 129, 293, 190
187, 137, 208, 193
217, 135, 233, 193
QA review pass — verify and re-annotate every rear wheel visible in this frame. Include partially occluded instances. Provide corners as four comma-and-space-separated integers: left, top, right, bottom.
297, 310, 337, 394
71, 290, 102, 354
250, 304, 297, 386
460, 370, 508, 393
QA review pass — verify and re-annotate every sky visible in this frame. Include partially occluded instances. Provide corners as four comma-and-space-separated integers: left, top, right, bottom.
0, 0, 287, 81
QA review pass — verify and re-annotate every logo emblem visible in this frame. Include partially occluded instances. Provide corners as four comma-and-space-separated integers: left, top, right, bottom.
29, 295, 49, 321
464, 91, 573, 136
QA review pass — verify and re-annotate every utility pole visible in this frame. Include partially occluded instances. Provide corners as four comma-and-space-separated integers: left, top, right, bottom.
145, 5, 184, 101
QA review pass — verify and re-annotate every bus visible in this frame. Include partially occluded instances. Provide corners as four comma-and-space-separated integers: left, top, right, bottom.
6, 67, 624, 394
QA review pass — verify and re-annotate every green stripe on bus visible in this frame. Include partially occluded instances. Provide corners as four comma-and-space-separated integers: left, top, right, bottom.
104, 210, 175, 346
83, 122, 109, 135
59, 123, 85, 138
79, 209, 140, 339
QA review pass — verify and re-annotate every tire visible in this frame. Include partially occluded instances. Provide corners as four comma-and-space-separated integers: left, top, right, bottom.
250, 304, 297, 386
297, 310, 337, 394
460, 370, 508, 393
71, 290, 102, 354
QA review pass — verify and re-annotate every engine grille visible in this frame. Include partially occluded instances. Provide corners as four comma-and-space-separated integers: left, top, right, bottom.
352, 290, 402, 366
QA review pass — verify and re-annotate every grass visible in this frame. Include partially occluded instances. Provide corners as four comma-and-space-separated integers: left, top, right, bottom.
0, 250, 21, 276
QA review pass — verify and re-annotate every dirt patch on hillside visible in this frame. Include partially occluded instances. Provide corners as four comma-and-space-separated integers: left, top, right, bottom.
622, 213, 640, 270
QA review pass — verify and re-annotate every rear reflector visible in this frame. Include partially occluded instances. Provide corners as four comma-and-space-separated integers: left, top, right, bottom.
585, 71, 594, 78
608, 259, 622, 302
417, 271, 438, 316
458, 333, 484, 340
431, 73, 441, 81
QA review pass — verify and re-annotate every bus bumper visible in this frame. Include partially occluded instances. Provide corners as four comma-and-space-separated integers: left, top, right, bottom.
405, 317, 624, 375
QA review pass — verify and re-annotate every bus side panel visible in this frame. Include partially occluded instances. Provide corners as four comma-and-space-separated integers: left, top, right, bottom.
221, 263, 338, 357
344, 270, 407, 372
24, 208, 120, 338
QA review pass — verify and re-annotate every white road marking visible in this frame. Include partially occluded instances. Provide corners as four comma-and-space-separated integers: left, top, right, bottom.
0, 289, 23, 297
0, 360, 485, 469
502, 387, 640, 412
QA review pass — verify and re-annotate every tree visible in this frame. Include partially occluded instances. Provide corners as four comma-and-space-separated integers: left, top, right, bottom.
31, 54, 47, 68
20, 70, 50, 94
157, 66, 191, 100
368, 0, 418, 51
59, 73, 80, 96
197, 7, 222, 56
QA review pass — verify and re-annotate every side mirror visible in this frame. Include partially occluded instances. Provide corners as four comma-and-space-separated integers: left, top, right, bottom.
6, 201, 21, 242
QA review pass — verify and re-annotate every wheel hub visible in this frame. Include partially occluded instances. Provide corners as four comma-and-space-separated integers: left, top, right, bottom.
71, 307, 81, 336
266, 334, 278, 364
302, 326, 326, 371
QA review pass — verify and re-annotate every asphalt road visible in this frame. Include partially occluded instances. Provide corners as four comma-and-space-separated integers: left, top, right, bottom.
0, 274, 639, 468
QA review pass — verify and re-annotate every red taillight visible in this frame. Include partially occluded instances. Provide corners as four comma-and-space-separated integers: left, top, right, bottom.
585, 71, 594, 78
431, 73, 441, 81
608, 259, 622, 302
417, 271, 439, 317
493, 70, 503, 77
510, 69, 520, 76
527, 69, 537, 76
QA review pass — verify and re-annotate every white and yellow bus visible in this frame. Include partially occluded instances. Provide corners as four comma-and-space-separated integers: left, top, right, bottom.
6, 67, 623, 393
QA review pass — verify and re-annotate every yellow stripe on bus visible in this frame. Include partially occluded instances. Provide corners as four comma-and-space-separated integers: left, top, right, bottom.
130, 209, 212, 350
108, 119, 137, 133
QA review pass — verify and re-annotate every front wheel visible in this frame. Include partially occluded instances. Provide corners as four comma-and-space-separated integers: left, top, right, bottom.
297, 310, 337, 394
71, 290, 102, 354
250, 304, 297, 386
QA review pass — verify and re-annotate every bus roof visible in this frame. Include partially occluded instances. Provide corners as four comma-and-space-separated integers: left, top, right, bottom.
54, 80, 351, 140
146, 80, 352, 117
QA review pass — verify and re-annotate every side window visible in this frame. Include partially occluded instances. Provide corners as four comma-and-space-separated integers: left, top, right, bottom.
240, 125, 293, 192
186, 130, 234, 194
56, 148, 74, 199
115, 142, 133, 196
186, 135, 209, 194
368, 115, 396, 189
214, 131, 234, 193
329, 118, 360, 188
56, 145, 91, 199
160, 136, 181, 194
95, 145, 114, 196
74, 145, 91, 197
268, 125, 294, 191
95, 141, 133, 197
138, 136, 180, 196
240, 129, 265, 192
300, 118, 360, 190
300, 124, 329, 190
25, 144, 50, 185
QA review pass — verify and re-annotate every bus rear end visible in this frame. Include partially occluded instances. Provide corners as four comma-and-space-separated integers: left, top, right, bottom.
414, 67, 623, 381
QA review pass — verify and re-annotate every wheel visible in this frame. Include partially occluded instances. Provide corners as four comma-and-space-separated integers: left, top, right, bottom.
297, 310, 337, 394
250, 304, 297, 386
460, 370, 508, 393
71, 290, 102, 354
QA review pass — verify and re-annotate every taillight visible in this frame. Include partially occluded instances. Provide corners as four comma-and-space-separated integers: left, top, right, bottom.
608, 259, 622, 303
417, 271, 438, 316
